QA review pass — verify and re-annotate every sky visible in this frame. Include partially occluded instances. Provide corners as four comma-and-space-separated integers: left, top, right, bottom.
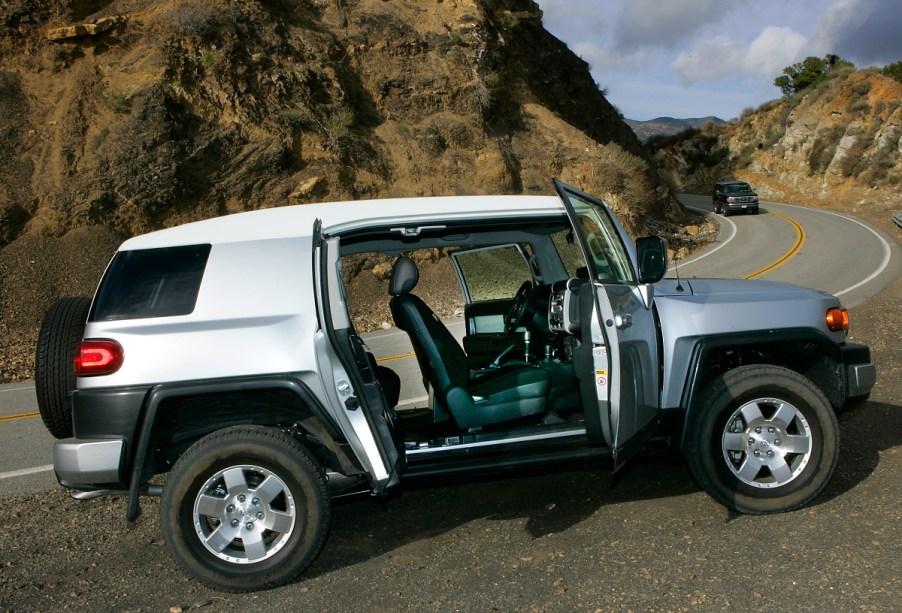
535, 0, 902, 121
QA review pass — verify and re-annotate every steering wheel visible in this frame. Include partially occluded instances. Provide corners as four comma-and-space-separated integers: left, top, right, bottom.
505, 281, 534, 334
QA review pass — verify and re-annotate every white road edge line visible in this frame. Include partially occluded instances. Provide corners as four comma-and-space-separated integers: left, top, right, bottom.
0, 384, 36, 393
676, 201, 893, 298
669, 205, 737, 271
0, 464, 53, 480
802, 207, 893, 297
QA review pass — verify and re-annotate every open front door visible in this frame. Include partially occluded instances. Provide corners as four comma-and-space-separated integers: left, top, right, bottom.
553, 180, 661, 470
312, 219, 402, 492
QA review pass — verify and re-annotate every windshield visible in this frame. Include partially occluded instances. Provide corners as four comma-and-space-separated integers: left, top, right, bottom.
725, 183, 751, 193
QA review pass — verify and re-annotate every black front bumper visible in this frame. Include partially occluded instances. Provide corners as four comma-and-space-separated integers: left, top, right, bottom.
841, 343, 876, 400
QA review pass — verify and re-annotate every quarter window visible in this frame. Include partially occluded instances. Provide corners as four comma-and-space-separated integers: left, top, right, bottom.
91, 244, 211, 321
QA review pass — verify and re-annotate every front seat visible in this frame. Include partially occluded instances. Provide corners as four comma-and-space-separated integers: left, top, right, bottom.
388, 256, 549, 429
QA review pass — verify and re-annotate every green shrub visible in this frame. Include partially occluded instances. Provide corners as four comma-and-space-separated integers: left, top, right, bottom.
881, 60, 902, 82
103, 88, 132, 114
774, 54, 854, 96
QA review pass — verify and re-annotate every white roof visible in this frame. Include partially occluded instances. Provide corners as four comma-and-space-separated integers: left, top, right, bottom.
121, 195, 565, 250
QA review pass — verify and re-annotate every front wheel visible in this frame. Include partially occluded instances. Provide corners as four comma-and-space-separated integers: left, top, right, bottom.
161, 426, 330, 591
686, 365, 838, 514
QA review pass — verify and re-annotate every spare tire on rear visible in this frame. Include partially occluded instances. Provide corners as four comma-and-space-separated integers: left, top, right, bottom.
35, 296, 92, 439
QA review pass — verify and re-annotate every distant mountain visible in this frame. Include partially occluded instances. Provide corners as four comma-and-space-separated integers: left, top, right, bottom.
625, 116, 726, 142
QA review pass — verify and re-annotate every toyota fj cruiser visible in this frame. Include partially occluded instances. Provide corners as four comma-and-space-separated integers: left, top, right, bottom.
36, 180, 875, 591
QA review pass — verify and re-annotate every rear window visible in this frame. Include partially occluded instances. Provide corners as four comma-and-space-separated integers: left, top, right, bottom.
91, 244, 211, 321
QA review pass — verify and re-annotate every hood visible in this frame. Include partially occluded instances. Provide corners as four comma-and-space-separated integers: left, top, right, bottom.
655, 277, 833, 300
684, 278, 832, 299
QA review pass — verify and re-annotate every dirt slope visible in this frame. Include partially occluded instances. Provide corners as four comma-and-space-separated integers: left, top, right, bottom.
0, 0, 681, 382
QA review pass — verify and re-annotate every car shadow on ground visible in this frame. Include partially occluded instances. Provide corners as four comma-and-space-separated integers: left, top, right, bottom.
816, 398, 901, 505
308, 398, 899, 579
308, 453, 698, 579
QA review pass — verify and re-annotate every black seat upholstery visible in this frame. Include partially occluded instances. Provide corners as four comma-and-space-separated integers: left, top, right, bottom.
388, 256, 549, 429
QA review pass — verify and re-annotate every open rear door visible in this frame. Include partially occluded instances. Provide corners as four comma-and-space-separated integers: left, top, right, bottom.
553, 180, 661, 470
312, 219, 402, 492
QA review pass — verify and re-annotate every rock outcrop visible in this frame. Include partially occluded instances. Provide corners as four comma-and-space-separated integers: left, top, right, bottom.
655, 69, 902, 213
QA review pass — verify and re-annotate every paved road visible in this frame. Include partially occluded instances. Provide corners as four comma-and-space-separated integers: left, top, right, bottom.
1, 198, 898, 496
676, 195, 901, 307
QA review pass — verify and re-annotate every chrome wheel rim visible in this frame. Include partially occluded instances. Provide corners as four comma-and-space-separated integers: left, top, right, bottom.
721, 397, 813, 489
193, 464, 297, 564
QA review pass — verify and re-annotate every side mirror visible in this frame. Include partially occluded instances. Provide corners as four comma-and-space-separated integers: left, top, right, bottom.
636, 236, 668, 284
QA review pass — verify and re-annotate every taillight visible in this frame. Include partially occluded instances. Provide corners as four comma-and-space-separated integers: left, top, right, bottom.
825, 307, 849, 332
75, 339, 124, 376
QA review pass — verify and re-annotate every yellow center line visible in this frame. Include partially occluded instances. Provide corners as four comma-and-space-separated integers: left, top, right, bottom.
743, 211, 806, 279
0, 411, 40, 423
376, 352, 415, 363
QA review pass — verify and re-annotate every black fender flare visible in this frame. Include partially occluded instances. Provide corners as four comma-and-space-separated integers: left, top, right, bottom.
676, 328, 843, 452
126, 375, 357, 521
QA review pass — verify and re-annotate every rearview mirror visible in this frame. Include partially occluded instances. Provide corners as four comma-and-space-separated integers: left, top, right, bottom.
636, 236, 668, 284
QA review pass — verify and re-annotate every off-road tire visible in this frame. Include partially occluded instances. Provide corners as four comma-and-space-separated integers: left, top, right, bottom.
34, 296, 92, 439
686, 365, 839, 514
160, 425, 331, 592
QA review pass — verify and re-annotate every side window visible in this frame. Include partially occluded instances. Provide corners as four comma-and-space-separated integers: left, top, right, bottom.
91, 244, 211, 321
452, 245, 532, 303
551, 229, 587, 278
341, 250, 465, 332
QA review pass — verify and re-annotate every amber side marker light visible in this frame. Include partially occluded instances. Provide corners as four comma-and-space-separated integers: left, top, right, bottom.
75, 339, 124, 376
825, 307, 849, 332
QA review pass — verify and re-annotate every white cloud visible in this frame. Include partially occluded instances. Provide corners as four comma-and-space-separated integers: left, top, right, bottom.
808, 0, 902, 66
571, 41, 650, 73
671, 26, 808, 84
746, 26, 809, 76
615, 0, 732, 48
538, 0, 614, 43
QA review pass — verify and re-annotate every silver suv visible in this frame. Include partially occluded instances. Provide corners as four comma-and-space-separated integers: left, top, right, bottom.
36, 180, 875, 591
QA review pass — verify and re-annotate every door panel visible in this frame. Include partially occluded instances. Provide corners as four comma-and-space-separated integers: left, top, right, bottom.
599, 283, 659, 460
552, 180, 661, 468
314, 221, 401, 490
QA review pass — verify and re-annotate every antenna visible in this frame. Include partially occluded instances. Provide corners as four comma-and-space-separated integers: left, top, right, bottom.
668, 196, 685, 292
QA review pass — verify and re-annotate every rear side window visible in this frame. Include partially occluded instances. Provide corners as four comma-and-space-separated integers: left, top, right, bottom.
91, 244, 211, 321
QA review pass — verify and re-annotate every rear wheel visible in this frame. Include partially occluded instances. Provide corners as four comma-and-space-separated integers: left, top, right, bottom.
686, 365, 838, 514
161, 425, 331, 591
34, 296, 92, 439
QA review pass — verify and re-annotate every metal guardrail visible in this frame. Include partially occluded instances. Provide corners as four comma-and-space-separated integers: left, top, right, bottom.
894, 212, 902, 229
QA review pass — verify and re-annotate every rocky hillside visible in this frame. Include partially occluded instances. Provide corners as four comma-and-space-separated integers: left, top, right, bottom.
655, 69, 902, 213
0, 0, 681, 381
